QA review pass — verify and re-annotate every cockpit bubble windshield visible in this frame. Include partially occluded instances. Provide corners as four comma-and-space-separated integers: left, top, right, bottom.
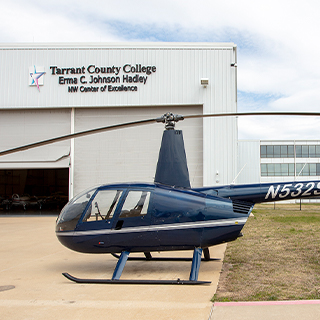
56, 186, 97, 231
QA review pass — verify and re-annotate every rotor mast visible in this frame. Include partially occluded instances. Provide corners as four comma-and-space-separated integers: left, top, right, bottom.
156, 112, 184, 130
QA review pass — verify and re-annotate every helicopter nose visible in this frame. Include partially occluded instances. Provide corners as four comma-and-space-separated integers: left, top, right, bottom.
56, 232, 76, 251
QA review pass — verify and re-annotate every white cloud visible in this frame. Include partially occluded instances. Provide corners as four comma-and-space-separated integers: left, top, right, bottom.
238, 116, 320, 140
2, 0, 320, 140
0, 1, 121, 42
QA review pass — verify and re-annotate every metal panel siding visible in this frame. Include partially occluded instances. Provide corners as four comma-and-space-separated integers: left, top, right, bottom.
237, 140, 261, 184
0, 43, 235, 109
0, 43, 237, 187
203, 47, 237, 186
0, 109, 71, 168
73, 106, 203, 195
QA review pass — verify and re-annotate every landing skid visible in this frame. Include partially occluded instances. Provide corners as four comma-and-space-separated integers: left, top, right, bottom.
62, 273, 210, 285
63, 248, 212, 285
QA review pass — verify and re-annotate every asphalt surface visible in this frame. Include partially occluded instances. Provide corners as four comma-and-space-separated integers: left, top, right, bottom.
1, 215, 320, 320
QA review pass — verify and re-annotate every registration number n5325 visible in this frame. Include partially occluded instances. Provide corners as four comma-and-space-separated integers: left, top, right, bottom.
265, 182, 320, 200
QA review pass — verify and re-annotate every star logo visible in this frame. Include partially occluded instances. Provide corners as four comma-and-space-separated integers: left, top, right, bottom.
29, 66, 46, 91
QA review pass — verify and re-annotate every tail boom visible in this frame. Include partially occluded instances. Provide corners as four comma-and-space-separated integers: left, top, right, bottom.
195, 180, 320, 204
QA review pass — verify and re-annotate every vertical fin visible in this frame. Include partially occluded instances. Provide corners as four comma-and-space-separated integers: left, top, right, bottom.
154, 130, 191, 188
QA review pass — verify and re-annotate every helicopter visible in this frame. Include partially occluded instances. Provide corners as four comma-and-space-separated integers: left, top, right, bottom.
2, 111, 320, 285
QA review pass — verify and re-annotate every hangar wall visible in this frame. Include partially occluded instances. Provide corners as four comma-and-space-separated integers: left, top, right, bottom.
0, 109, 71, 169
0, 43, 237, 202
72, 105, 203, 195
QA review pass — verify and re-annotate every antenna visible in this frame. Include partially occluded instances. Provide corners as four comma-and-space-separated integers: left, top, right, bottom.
231, 164, 247, 185
297, 163, 307, 177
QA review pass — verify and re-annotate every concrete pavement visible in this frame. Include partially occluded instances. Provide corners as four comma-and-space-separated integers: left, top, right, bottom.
212, 300, 320, 320
0, 216, 225, 320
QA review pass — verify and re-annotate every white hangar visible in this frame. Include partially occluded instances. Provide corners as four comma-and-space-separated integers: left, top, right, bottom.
0, 42, 238, 210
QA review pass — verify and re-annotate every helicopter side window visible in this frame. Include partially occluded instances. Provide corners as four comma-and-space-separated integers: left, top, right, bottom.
119, 191, 150, 218
83, 190, 123, 222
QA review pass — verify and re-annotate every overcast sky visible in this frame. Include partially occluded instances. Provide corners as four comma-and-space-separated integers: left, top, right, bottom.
2, 0, 320, 140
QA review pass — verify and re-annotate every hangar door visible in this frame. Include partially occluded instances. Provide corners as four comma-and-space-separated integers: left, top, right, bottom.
73, 106, 203, 195
0, 109, 71, 212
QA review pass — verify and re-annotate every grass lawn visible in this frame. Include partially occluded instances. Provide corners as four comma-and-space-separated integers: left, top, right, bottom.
213, 203, 320, 302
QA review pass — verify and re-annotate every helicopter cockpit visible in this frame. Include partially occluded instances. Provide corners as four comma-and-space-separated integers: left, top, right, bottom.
56, 185, 152, 232
56, 186, 98, 232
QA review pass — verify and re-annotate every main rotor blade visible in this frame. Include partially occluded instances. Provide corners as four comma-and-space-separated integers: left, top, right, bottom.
0, 118, 157, 157
2, 111, 320, 157
184, 111, 320, 119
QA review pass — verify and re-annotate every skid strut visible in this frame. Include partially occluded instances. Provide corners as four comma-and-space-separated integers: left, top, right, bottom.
112, 250, 130, 280
189, 248, 202, 281
110, 249, 217, 262
63, 248, 211, 285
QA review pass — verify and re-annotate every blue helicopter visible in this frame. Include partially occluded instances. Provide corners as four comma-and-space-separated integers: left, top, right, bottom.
2, 112, 320, 285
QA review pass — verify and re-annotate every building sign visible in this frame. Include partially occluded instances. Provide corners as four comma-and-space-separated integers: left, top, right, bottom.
29, 66, 46, 91
49, 64, 157, 93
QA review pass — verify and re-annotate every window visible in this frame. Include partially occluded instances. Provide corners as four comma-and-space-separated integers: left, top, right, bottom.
274, 146, 281, 157
288, 145, 294, 157
295, 145, 302, 158
309, 146, 316, 158
262, 163, 320, 177
310, 163, 317, 176
296, 163, 306, 176
260, 145, 267, 158
289, 163, 295, 176
261, 144, 320, 158
302, 146, 309, 158
261, 163, 267, 176
297, 163, 320, 176
274, 163, 281, 176
261, 145, 294, 158
268, 163, 275, 175
295, 145, 320, 158
119, 191, 151, 218
295, 163, 320, 176
266, 145, 274, 158
83, 189, 123, 222
261, 163, 294, 176
280, 145, 287, 158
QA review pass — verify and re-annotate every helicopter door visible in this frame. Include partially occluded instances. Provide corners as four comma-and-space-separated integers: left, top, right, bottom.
111, 190, 153, 249
80, 189, 123, 228
113, 190, 151, 230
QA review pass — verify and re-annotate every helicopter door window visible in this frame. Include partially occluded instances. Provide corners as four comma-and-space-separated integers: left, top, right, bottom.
119, 191, 150, 218
83, 190, 123, 222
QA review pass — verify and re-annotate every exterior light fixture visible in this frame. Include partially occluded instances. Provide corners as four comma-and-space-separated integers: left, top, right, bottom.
200, 78, 209, 87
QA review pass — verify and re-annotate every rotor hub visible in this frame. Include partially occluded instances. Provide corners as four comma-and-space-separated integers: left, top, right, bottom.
156, 112, 184, 130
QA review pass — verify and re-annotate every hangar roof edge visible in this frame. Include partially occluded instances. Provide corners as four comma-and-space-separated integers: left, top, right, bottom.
0, 42, 236, 50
